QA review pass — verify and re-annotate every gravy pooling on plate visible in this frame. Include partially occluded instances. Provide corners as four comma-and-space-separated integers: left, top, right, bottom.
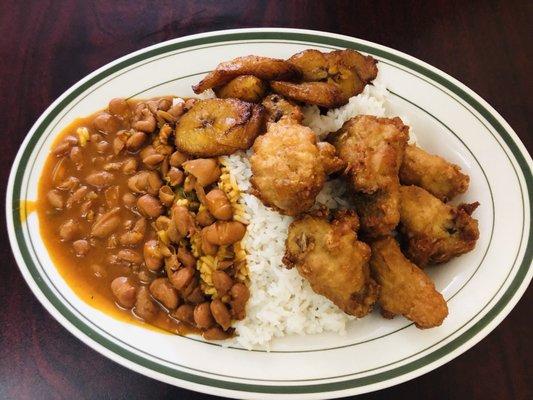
37, 97, 250, 340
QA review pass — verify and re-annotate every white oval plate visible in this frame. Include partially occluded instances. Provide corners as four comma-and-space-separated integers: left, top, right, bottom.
7, 28, 532, 399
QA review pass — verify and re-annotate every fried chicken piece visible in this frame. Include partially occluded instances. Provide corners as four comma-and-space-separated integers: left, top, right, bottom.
317, 142, 346, 175
214, 75, 268, 103
399, 185, 479, 266
193, 55, 301, 94
174, 98, 265, 157
330, 115, 409, 237
352, 183, 401, 238
370, 237, 448, 328
261, 94, 303, 124
251, 123, 342, 215
283, 209, 379, 317
400, 144, 469, 202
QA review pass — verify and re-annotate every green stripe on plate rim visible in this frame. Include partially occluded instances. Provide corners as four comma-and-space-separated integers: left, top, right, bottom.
9, 31, 533, 394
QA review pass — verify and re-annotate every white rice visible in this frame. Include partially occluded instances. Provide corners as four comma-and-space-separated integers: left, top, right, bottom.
222, 65, 411, 349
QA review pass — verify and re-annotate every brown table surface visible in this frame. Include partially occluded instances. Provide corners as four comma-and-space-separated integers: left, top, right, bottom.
1, 1, 531, 399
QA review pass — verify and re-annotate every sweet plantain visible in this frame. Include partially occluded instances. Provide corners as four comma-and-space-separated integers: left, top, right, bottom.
213, 75, 268, 103
175, 98, 265, 156
270, 81, 346, 108
327, 50, 378, 83
271, 49, 377, 108
193, 55, 301, 94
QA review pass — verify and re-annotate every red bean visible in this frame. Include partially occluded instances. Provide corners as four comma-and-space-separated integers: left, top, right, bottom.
134, 286, 158, 320
93, 112, 119, 134
210, 299, 232, 330
59, 219, 78, 241
149, 278, 179, 310
212, 270, 234, 295
170, 267, 195, 291
126, 131, 147, 151
86, 171, 114, 188
111, 277, 137, 308
108, 98, 130, 118
205, 189, 232, 220
177, 246, 196, 268
143, 240, 163, 271
90, 208, 120, 238
173, 304, 195, 325
230, 283, 249, 320
194, 302, 214, 329
137, 194, 164, 218
117, 249, 143, 265
203, 326, 229, 340
182, 158, 221, 186
203, 221, 246, 246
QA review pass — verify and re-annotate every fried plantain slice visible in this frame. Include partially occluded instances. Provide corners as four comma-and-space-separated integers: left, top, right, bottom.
279, 49, 377, 107
328, 50, 378, 83
288, 49, 329, 81
213, 75, 268, 103
261, 94, 303, 124
328, 64, 365, 102
270, 81, 346, 108
193, 55, 301, 94
175, 98, 265, 157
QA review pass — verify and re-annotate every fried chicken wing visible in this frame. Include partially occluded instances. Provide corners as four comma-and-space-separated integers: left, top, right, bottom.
400, 144, 469, 202
370, 237, 448, 328
317, 142, 346, 175
283, 209, 379, 317
331, 115, 409, 236
352, 184, 401, 238
174, 98, 265, 156
193, 55, 301, 94
399, 185, 479, 266
250, 123, 342, 215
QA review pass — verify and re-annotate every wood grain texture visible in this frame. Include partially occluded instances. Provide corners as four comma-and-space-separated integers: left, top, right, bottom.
0, 0, 531, 399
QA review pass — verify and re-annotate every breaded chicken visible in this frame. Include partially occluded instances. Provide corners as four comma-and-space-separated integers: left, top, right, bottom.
399, 185, 479, 266
283, 209, 379, 317
370, 237, 448, 328
250, 123, 343, 216
317, 142, 346, 175
400, 144, 469, 202
330, 115, 409, 237
352, 183, 401, 238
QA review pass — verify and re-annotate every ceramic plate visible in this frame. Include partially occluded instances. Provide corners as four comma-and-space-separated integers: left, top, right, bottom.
6, 28, 532, 399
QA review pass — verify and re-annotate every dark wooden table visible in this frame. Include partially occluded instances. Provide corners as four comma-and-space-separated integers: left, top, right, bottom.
1, 1, 531, 399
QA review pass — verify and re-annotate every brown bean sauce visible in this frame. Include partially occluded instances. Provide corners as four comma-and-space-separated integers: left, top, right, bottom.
36, 97, 246, 339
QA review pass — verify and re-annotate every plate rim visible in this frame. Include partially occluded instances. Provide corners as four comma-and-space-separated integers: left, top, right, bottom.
6, 28, 533, 399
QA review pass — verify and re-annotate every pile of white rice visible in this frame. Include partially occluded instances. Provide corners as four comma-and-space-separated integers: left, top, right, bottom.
222, 69, 402, 349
